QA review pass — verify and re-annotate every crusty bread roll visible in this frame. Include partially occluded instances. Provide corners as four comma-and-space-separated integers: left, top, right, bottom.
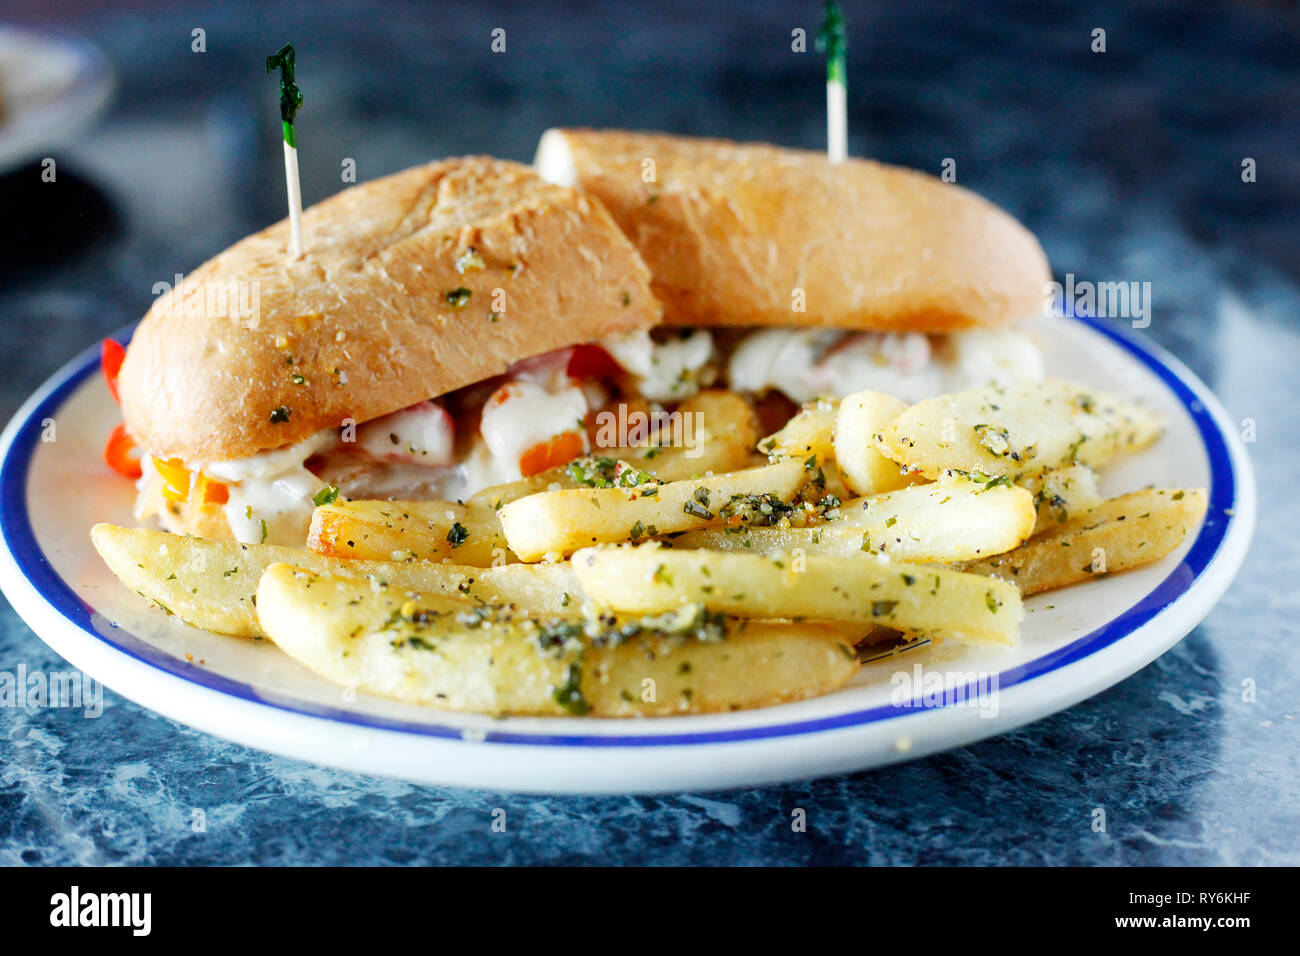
535, 129, 1050, 333
120, 156, 660, 463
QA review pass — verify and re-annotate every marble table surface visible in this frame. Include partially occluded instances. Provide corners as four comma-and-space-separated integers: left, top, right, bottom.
0, 0, 1295, 865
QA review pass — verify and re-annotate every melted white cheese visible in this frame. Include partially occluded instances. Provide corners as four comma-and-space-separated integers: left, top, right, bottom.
203, 430, 336, 482
200, 430, 337, 545
938, 326, 1046, 392
223, 466, 323, 545
132, 456, 166, 523
600, 329, 714, 401
727, 325, 1042, 403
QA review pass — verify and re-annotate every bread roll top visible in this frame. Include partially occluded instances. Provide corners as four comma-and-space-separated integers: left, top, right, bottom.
120, 157, 660, 462
536, 129, 1050, 333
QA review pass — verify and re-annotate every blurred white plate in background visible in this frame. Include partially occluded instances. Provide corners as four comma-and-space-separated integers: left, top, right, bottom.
0, 25, 113, 172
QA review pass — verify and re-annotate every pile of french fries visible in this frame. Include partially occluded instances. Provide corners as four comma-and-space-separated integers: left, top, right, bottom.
92, 381, 1207, 717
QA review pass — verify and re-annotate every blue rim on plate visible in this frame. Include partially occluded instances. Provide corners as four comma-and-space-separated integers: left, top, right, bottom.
0, 314, 1239, 747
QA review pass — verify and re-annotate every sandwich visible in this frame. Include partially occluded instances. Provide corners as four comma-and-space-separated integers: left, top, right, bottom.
105, 133, 1052, 548
107, 157, 662, 544
535, 128, 1051, 416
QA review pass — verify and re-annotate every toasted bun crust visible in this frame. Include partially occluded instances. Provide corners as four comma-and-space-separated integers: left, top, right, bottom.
119, 157, 660, 463
536, 129, 1051, 333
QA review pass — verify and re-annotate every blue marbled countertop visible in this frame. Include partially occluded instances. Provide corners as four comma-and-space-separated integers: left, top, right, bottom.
1, 0, 1296, 865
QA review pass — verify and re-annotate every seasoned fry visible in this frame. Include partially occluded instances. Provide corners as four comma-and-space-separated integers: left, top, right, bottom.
642, 388, 762, 480
93, 360, 1200, 719
959, 488, 1207, 595
467, 562, 585, 614
256, 564, 859, 715
466, 473, 576, 510
307, 499, 509, 566
498, 459, 808, 560
756, 397, 856, 500
1019, 465, 1103, 535
669, 474, 1034, 564
876, 380, 1164, 481
573, 544, 1024, 646
467, 390, 763, 510
833, 390, 915, 495
758, 397, 837, 464
90, 523, 578, 637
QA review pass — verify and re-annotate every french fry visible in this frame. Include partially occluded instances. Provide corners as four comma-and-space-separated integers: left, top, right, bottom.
756, 397, 857, 501
89, 524, 579, 637
669, 474, 1035, 564
634, 389, 762, 480
758, 397, 837, 465
959, 488, 1207, 595
256, 563, 859, 715
876, 380, 1164, 481
1018, 465, 1103, 535
307, 499, 509, 565
833, 390, 916, 495
465, 473, 576, 510
498, 459, 809, 560
573, 544, 1024, 646
91, 358, 1200, 719
466, 389, 761, 509
468, 562, 585, 614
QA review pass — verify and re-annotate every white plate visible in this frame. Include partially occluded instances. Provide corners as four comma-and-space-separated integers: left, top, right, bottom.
0, 26, 113, 173
0, 314, 1254, 793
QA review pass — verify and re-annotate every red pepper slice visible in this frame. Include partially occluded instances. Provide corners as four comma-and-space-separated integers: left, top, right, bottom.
565, 344, 621, 382
101, 339, 126, 405
104, 423, 142, 479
